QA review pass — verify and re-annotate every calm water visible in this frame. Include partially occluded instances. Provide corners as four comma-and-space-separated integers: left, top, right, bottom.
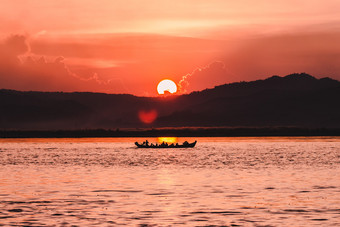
0, 137, 339, 226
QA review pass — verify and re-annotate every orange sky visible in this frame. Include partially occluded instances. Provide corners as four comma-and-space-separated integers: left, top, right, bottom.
1, 0, 340, 96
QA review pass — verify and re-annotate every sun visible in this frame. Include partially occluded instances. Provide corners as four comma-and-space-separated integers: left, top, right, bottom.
157, 79, 177, 95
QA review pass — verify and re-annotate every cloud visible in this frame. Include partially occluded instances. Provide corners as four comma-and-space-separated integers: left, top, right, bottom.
28, 33, 223, 95
2, 29, 340, 96
0, 34, 126, 93
178, 61, 237, 93
0, 34, 29, 67
178, 30, 340, 94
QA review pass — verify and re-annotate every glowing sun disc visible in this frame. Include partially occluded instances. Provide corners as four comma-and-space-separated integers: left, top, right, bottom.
157, 79, 177, 95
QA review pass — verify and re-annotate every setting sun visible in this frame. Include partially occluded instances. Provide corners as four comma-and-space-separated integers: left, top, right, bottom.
157, 79, 177, 95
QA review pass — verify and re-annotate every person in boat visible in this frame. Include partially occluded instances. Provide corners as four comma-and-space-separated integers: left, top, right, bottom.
145, 140, 149, 146
161, 141, 169, 147
183, 141, 189, 145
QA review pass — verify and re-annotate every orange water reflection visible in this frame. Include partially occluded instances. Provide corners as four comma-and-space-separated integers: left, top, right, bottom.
157, 137, 178, 144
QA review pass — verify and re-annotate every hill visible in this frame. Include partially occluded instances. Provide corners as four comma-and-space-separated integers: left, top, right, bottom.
1, 73, 340, 130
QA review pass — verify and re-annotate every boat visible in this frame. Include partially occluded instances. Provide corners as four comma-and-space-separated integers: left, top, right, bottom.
135, 140, 197, 148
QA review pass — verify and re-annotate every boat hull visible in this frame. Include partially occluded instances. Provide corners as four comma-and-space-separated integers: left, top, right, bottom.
135, 141, 197, 148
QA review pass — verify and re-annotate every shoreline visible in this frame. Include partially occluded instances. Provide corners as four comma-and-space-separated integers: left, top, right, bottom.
1, 127, 340, 138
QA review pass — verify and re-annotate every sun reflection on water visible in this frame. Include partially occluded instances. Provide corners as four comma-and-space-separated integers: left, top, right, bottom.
157, 137, 178, 144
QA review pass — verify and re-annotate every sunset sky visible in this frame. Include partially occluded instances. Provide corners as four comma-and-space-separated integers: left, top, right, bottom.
1, 0, 340, 96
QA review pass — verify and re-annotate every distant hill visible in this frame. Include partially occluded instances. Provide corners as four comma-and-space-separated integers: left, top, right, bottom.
1, 73, 340, 130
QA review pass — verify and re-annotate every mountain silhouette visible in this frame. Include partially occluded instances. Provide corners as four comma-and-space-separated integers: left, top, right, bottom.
1, 73, 340, 130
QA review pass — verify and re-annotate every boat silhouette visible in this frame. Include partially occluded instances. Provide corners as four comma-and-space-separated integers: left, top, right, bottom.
135, 140, 197, 148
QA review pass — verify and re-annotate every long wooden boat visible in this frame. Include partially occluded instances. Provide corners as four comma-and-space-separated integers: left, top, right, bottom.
135, 141, 197, 148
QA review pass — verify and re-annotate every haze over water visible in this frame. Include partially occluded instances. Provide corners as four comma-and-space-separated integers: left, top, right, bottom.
0, 137, 340, 226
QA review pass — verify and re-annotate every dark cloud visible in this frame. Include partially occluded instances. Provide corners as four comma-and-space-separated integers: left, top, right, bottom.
0, 34, 124, 93
0, 34, 29, 67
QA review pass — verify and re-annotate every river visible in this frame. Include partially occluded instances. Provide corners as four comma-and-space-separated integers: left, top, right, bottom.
0, 137, 339, 226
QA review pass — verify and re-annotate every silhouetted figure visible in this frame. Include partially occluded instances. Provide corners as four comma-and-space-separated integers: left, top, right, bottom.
145, 140, 149, 146
160, 141, 170, 147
